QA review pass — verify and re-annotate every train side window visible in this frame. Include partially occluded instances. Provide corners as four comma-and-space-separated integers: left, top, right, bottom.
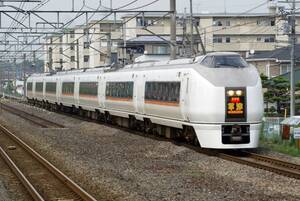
62, 82, 74, 95
27, 82, 33, 91
36, 82, 43, 92
79, 82, 97, 96
145, 82, 181, 104
46, 82, 56, 94
106, 82, 134, 100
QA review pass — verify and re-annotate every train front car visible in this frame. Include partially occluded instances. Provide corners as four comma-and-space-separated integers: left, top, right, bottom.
191, 52, 263, 149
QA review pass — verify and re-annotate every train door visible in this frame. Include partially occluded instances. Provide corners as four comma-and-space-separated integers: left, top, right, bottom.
75, 76, 80, 107
97, 75, 101, 109
132, 73, 139, 114
181, 71, 191, 121
136, 72, 145, 114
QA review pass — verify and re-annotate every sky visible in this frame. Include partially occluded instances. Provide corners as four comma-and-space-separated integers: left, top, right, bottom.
39, 0, 269, 13
12, 0, 271, 27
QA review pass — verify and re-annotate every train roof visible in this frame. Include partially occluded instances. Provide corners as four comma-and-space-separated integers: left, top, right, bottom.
27, 52, 244, 78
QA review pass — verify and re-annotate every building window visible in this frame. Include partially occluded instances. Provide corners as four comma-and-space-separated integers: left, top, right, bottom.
264, 36, 275, 43
27, 82, 32, 91
152, 45, 169, 55
225, 37, 231, 43
83, 42, 90, 49
70, 43, 75, 50
84, 28, 89, 35
213, 19, 230, 27
100, 53, 106, 62
35, 82, 43, 92
62, 82, 74, 96
213, 36, 223, 43
79, 82, 98, 97
84, 55, 90, 63
257, 19, 276, 26
70, 56, 75, 62
59, 48, 63, 54
70, 30, 75, 38
271, 20, 275, 26
145, 82, 181, 106
280, 64, 291, 74
59, 36, 63, 42
46, 82, 56, 94
105, 82, 134, 101
257, 37, 262, 42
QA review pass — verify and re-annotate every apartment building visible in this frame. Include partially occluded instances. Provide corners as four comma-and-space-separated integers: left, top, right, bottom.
121, 12, 282, 58
44, 20, 122, 72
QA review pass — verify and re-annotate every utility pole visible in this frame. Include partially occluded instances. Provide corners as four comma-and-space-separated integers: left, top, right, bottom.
106, 33, 112, 65
23, 54, 26, 82
190, 0, 194, 57
290, 0, 296, 116
170, 0, 177, 60
183, 8, 187, 57
76, 39, 80, 69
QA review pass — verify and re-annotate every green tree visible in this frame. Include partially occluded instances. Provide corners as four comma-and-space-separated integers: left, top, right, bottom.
261, 74, 290, 115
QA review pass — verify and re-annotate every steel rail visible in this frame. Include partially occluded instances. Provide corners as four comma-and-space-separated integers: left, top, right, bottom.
217, 152, 300, 180
244, 151, 300, 171
0, 146, 45, 201
0, 124, 97, 201
0, 102, 65, 128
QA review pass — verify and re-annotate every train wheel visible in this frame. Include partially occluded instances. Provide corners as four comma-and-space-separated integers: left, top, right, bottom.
144, 119, 153, 134
183, 126, 197, 145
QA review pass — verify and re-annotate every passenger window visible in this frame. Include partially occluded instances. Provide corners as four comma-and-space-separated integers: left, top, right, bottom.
106, 82, 134, 100
36, 82, 43, 92
46, 83, 56, 94
27, 83, 33, 91
62, 82, 74, 95
79, 82, 97, 96
145, 82, 181, 105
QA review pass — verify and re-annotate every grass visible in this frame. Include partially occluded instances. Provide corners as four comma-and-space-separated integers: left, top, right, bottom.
259, 133, 300, 157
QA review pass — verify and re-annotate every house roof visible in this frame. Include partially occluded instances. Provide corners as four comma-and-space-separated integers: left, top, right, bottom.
118, 35, 183, 46
247, 44, 300, 62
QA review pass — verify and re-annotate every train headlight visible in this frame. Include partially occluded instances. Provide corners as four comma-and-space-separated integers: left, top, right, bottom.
236, 90, 243, 96
227, 90, 235, 96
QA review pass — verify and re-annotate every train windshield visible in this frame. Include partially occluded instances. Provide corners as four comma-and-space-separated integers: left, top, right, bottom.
201, 55, 248, 68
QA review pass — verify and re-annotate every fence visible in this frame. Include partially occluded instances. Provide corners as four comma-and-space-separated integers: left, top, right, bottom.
263, 117, 284, 138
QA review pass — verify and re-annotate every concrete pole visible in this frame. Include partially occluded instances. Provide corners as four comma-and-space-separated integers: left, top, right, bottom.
170, 0, 177, 60
107, 33, 112, 65
290, 0, 296, 116
190, 0, 194, 56
76, 39, 80, 69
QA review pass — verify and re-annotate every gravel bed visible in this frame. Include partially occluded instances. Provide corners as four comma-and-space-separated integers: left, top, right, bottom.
0, 100, 300, 201
255, 147, 300, 165
0, 151, 32, 201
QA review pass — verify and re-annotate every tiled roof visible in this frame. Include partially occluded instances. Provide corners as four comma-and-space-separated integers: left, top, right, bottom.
247, 45, 300, 62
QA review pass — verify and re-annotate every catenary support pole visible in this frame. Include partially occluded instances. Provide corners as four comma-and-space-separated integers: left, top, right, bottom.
290, 0, 296, 116
170, 0, 177, 60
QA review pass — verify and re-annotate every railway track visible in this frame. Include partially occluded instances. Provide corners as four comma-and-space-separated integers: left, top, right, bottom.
0, 102, 65, 128
0, 124, 97, 201
2, 99, 300, 180
217, 151, 300, 180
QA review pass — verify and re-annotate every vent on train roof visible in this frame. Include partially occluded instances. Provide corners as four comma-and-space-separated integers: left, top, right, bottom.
124, 58, 195, 69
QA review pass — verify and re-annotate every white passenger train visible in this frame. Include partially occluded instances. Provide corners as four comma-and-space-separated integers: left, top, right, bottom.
26, 52, 264, 149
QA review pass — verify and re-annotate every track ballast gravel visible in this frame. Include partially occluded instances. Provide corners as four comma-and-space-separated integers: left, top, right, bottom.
0, 100, 299, 201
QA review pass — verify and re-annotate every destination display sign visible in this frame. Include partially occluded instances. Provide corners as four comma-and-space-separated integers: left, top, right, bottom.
226, 88, 246, 122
